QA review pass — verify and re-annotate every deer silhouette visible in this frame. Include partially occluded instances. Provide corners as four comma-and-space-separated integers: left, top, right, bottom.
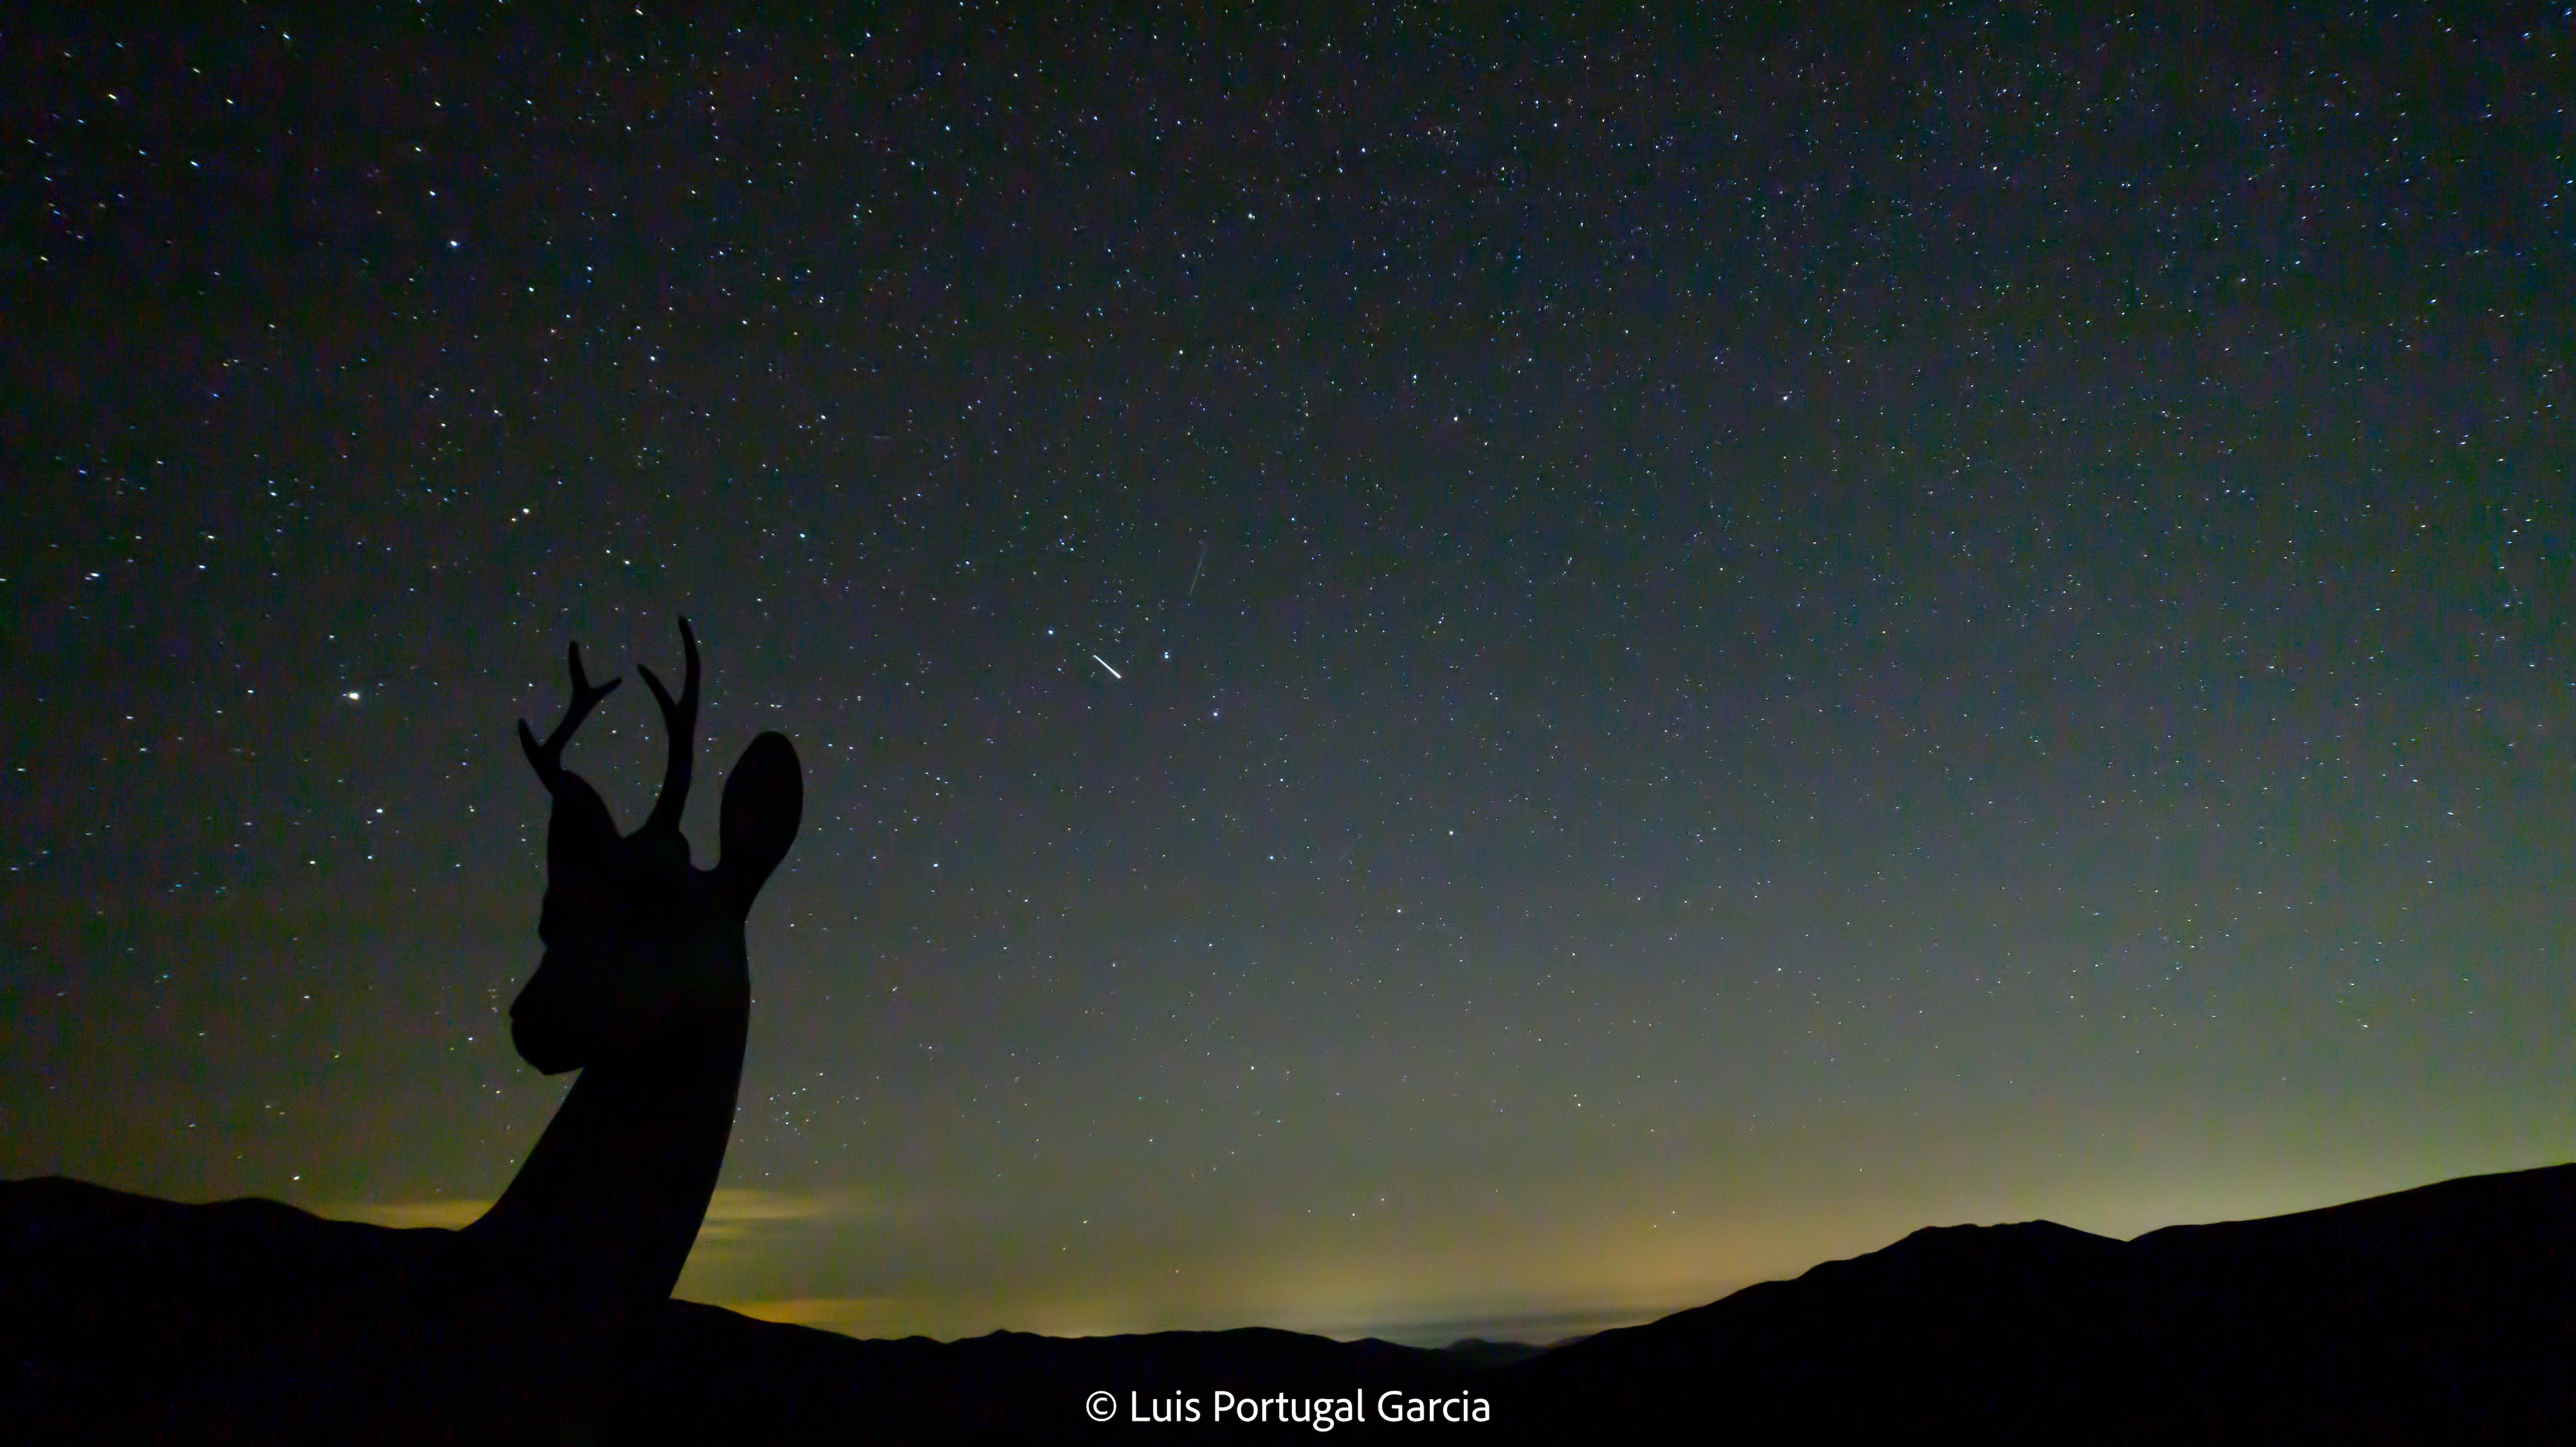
453, 615, 804, 1438
0, 618, 802, 1445
475, 617, 800, 1299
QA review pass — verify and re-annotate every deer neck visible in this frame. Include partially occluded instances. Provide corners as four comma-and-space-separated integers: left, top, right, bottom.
464, 993, 750, 1324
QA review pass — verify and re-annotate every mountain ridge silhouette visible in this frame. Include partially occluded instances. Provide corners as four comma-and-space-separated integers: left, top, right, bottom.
6, 1162, 2570, 1442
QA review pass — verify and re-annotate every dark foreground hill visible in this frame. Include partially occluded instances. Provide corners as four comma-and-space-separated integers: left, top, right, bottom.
5, 1164, 2571, 1443
1504, 1161, 2576, 1440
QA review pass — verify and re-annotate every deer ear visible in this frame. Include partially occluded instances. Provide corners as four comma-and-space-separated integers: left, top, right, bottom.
717, 731, 801, 912
546, 772, 621, 879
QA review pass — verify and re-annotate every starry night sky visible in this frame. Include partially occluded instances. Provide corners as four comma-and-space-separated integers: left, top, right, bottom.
4, 6, 2570, 1345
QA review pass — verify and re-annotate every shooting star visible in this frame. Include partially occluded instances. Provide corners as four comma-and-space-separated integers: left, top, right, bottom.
1188, 540, 1209, 596
1091, 653, 1123, 680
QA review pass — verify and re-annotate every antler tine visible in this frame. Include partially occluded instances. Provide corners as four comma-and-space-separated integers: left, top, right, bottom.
637, 616, 700, 834
517, 641, 621, 793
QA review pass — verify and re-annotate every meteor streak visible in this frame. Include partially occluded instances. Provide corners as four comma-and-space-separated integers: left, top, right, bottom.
1091, 654, 1122, 680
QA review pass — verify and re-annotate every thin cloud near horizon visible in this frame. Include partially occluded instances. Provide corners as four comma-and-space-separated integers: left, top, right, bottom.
327, 1187, 863, 1236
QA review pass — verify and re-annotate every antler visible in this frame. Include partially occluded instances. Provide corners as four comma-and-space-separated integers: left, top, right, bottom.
637, 616, 700, 835
518, 642, 622, 793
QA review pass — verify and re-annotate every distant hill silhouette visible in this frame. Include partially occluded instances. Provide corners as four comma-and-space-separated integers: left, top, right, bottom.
1500, 1161, 2576, 1441
6, 1163, 2571, 1442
